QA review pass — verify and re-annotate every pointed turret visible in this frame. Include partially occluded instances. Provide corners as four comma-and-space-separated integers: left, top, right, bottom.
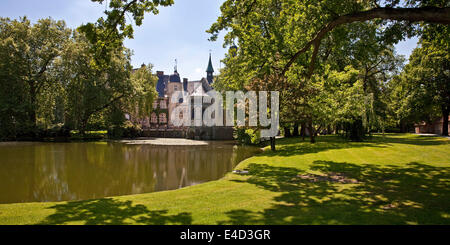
206, 53, 214, 84
169, 58, 181, 83
174, 58, 178, 73
206, 54, 214, 73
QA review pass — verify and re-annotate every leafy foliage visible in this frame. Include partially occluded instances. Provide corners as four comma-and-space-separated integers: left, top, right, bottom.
210, 0, 448, 143
0, 17, 159, 139
389, 37, 449, 135
60, 32, 134, 132
78, 0, 174, 68
0, 17, 71, 138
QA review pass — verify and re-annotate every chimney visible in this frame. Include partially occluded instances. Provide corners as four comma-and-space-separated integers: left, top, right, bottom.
157, 71, 164, 77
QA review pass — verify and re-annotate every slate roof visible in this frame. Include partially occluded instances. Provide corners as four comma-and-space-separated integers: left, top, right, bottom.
155, 55, 214, 97
206, 54, 214, 73
190, 79, 211, 98
188, 78, 213, 97
201, 78, 213, 92
169, 72, 181, 83
156, 74, 169, 97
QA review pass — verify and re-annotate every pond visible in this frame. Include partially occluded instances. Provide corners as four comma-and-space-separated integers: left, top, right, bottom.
0, 141, 260, 204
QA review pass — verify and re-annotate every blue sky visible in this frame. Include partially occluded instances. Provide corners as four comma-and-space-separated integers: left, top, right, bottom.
0, 0, 418, 80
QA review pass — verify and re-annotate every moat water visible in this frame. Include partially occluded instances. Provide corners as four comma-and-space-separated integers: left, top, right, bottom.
0, 141, 260, 204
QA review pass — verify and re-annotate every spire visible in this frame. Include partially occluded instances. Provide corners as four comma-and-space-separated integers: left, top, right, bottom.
206, 51, 214, 85
206, 51, 214, 73
174, 59, 178, 73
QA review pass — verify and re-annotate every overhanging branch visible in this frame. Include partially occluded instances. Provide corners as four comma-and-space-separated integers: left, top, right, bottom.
282, 7, 450, 75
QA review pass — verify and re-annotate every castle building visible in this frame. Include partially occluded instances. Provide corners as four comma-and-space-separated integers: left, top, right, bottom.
147, 55, 215, 129
130, 54, 234, 140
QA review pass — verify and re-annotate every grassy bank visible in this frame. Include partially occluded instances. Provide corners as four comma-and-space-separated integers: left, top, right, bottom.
0, 134, 449, 225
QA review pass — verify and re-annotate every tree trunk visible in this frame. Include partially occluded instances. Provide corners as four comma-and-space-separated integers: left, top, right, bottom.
283, 126, 292, 138
79, 116, 89, 137
350, 119, 364, 142
399, 119, 406, 133
300, 123, 306, 141
293, 123, 299, 137
308, 122, 316, 144
270, 137, 276, 151
29, 82, 37, 131
309, 132, 316, 143
443, 106, 449, 136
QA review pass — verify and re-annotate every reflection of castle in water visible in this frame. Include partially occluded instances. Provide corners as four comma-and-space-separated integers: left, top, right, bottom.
0, 142, 259, 204
130, 54, 234, 140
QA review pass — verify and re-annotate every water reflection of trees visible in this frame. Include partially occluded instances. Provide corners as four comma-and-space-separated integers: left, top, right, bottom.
0, 142, 259, 203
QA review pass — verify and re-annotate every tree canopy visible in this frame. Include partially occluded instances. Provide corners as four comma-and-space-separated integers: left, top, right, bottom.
210, 0, 450, 143
0, 17, 159, 139
79, 0, 174, 68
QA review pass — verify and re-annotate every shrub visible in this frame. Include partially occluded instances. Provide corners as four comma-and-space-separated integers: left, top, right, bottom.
70, 130, 107, 141
235, 127, 261, 145
108, 122, 142, 139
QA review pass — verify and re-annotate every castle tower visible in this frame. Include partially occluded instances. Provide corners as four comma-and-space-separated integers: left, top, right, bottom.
167, 60, 182, 127
206, 52, 214, 85
167, 60, 182, 98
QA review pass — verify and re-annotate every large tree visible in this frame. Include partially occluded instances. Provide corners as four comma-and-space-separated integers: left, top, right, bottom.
209, 0, 449, 145
79, 0, 174, 68
125, 64, 159, 123
392, 39, 449, 136
0, 17, 71, 136
61, 32, 134, 133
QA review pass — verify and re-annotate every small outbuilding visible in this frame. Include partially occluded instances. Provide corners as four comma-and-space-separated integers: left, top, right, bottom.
415, 116, 450, 135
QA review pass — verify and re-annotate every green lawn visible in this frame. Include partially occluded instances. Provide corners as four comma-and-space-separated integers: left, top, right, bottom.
0, 134, 449, 225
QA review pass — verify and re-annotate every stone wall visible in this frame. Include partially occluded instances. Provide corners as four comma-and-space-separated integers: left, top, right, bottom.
143, 127, 234, 140
143, 129, 186, 138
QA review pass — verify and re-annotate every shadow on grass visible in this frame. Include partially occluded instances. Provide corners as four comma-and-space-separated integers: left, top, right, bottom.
37, 198, 192, 225
369, 133, 450, 146
264, 136, 385, 157
222, 161, 450, 225
264, 134, 449, 157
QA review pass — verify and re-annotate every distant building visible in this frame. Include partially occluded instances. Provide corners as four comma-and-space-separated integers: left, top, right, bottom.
415, 116, 450, 135
133, 54, 233, 140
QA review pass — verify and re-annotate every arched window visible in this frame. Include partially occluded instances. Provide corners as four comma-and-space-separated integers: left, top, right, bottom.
159, 113, 167, 124
179, 112, 184, 119
151, 113, 158, 124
